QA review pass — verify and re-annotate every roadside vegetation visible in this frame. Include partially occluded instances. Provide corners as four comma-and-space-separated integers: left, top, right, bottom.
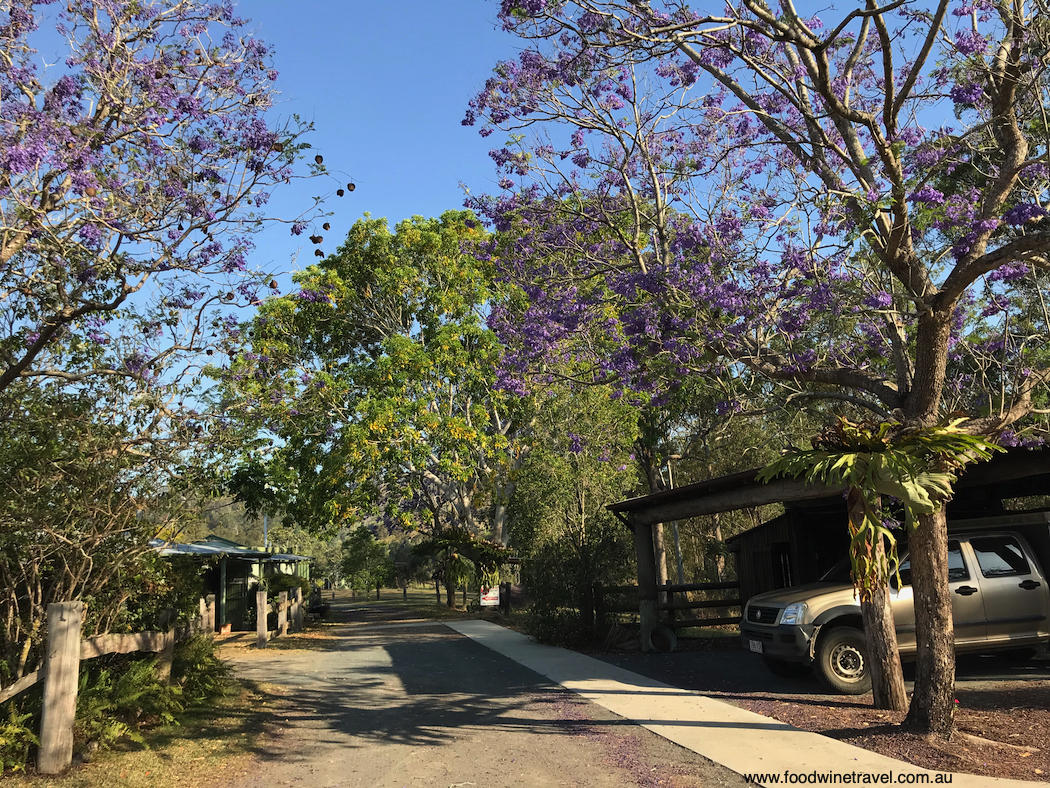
1, 636, 232, 779
7, 0, 1050, 772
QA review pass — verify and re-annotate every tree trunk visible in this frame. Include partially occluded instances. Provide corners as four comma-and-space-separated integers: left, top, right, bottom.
902, 509, 956, 736
848, 490, 908, 711
712, 513, 724, 581
860, 579, 908, 711
492, 501, 510, 546
445, 579, 455, 608
580, 580, 595, 635
654, 522, 668, 602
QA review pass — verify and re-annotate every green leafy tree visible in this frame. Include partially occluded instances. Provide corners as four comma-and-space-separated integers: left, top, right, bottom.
509, 385, 639, 641
0, 380, 211, 682
341, 528, 394, 598
412, 527, 512, 607
221, 211, 532, 604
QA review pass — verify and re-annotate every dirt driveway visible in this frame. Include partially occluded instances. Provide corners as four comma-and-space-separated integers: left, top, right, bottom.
219, 621, 748, 788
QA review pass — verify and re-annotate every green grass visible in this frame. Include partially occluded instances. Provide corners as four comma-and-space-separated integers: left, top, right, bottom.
8, 681, 274, 788
335, 584, 486, 618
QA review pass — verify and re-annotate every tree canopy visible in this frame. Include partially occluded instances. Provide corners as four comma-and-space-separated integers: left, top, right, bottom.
222, 211, 530, 545
466, 0, 1050, 735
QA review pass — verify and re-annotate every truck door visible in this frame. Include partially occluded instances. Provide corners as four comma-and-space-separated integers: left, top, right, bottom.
894, 540, 985, 646
967, 534, 1049, 643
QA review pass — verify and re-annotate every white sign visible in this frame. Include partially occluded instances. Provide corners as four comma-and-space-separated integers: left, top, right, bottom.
480, 585, 500, 607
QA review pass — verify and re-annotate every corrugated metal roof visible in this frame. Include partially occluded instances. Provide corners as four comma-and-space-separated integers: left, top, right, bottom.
150, 536, 310, 562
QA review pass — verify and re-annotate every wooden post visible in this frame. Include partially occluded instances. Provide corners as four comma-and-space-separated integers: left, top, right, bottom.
256, 590, 268, 649
291, 588, 302, 632
218, 557, 228, 628
500, 582, 511, 615
632, 520, 659, 653
156, 610, 176, 683
278, 591, 288, 637
38, 601, 84, 774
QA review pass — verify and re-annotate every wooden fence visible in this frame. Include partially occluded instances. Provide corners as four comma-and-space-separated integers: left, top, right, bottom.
255, 588, 304, 648
593, 581, 742, 631
0, 595, 216, 774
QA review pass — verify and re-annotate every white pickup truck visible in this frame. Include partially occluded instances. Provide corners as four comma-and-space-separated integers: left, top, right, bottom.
739, 513, 1050, 693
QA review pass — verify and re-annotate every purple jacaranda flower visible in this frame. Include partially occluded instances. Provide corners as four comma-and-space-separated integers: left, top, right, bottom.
954, 29, 987, 55
1002, 203, 1048, 226
949, 82, 984, 104
908, 185, 945, 205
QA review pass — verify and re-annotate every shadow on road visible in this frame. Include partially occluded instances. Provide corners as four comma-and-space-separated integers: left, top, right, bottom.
229, 625, 638, 765
594, 640, 1050, 701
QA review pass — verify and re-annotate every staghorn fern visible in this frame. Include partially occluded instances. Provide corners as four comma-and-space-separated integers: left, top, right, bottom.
758, 417, 1003, 598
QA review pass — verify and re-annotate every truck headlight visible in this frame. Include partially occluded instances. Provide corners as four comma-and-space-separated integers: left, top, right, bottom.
780, 602, 807, 625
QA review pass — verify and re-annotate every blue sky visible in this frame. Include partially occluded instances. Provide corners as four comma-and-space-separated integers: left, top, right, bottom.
245, 1, 517, 280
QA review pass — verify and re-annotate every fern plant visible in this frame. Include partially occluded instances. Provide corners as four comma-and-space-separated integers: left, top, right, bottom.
75, 657, 184, 751
758, 417, 1003, 598
172, 635, 230, 705
0, 702, 38, 773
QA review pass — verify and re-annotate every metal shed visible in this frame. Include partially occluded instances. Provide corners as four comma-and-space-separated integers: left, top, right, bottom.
152, 535, 311, 631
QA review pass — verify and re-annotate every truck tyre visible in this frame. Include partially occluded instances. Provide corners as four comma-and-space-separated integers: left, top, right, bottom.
815, 627, 872, 695
762, 656, 812, 678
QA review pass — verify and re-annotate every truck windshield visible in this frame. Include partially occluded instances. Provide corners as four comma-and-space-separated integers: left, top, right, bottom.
820, 558, 853, 583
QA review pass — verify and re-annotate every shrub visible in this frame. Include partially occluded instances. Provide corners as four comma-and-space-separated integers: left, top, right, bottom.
264, 572, 310, 599
518, 513, 634, 643
516, 609, 597, 649
172, 635, 230, 705
75, 655, 183, 750
0, 701, 38, 773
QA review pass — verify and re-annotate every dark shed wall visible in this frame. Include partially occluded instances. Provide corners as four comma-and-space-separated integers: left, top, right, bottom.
731, 513, 792, 602
730, 499, 850, 601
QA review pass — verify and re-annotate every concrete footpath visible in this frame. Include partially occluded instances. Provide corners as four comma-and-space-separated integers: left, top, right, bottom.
447, 620, 1044, 788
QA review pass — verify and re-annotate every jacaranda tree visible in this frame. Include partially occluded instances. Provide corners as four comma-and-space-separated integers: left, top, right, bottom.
0, 0, 324, 680
0, 0, 323, 393
467, 0, 1050, 734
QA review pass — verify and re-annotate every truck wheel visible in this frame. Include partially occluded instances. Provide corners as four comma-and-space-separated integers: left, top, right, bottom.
762, 656, 812, 678
816, 627, 872, 695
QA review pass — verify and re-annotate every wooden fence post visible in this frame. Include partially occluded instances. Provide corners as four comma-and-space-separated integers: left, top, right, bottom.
278, 591, 288, 637
38, 601, 84, 775
593, 582, 603, 632
156, 610, 176, 683
291, 588, 302, 632
205, 594, 216, 635
256, 590, 268, 649
632, 521, 659, 652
